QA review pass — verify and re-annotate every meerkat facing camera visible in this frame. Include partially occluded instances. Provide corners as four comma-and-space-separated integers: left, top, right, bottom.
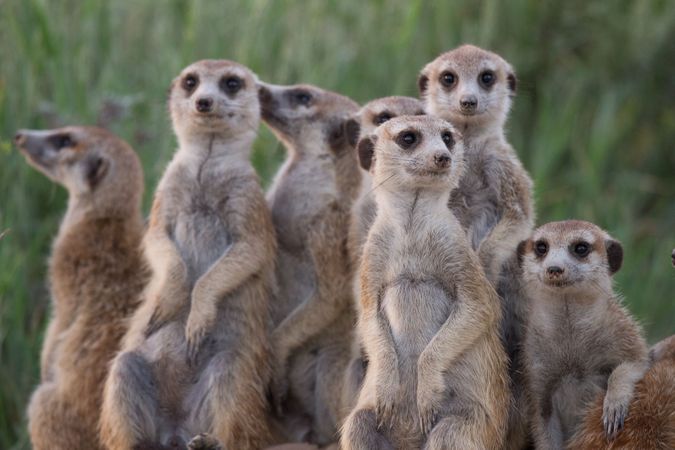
519, 220, 649, 449
258, 81, 360, 444
341, 115, 509, 450
100, 60, 276, 450
16, 126, 147, 450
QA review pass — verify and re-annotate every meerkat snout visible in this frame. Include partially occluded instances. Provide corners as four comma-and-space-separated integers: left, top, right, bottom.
459, 94, 478, 113
195, 97, 213, 113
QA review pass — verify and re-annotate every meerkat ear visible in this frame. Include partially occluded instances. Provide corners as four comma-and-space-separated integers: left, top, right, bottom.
344, 117, 361, 148
357, 135, 376, 171
507, 72, 517, 95
417, 72, 429, 97
84, 155, 109, 190
517, 239, 530, 267
606, 239, 623, 275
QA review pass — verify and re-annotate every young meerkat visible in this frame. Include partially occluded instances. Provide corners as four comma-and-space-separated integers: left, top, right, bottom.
419, 44, 535, 449
258, 81, 360, 444
15, 126, 147, 450
100, 60, 276, 450
519, 220, 649, 450
341, 115, 510, 450
568, 334, 675, 449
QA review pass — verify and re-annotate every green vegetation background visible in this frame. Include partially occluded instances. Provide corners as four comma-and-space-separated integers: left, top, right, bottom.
0, 0, 673, 447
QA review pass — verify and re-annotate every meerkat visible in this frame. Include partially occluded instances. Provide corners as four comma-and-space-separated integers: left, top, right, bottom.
418, 44, 535, 449
518, 220, 649, 450
341, 115, 510, 450
568, 334, 675, 449
257, 81, 360, 444
99, 60, 276, 450
15, 126, 147, 450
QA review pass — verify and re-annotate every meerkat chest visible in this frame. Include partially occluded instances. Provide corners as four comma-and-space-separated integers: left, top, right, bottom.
449, 147, 501, 249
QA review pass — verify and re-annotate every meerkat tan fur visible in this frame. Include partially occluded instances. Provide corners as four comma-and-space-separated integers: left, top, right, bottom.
419, 44, 535, 449
519, 220, 649, 450
341, 115, 510, 450
100, 60, 276, 450
16, 126, 147, 450
568, 334, 675, 449
258, 82, 360, 444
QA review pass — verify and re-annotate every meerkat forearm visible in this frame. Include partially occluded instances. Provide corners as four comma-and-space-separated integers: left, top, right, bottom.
602, 358, 650, 436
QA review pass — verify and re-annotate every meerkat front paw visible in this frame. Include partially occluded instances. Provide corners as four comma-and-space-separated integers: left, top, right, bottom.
187, 433, 223, 450
375, 377, 400, 428
145, 290, 185, 337
185, 302, 216, 364
602, 389, 632, 438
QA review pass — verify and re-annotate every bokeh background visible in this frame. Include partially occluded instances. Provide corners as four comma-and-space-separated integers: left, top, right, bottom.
1, 0, 674, 447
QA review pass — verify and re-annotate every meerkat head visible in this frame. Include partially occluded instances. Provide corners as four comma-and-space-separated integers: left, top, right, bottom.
257, 82, 359, 157
14, 126, 143, 214
356, 115, 464, 193
418, 45, 516, 134
518, 220, 623, 297
169, 60, 260, 144
344, 96, 425, 150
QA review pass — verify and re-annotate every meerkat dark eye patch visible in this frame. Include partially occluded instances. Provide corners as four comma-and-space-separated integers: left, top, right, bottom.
220, 76, 244, 95
357, 136, 376, 171
534, 240, 548, 258
374, 112, 393, 126
344, 118, 361, 148
478, 70, 496, 89
395, 130, 420, 150
288, 89, 313, 107
48, 133, 74, 150
441, 131, 454, 149
570, 241, 591, 258
605, 239, 623, 275
182, 74, 199, 93
439, 71, 457, 89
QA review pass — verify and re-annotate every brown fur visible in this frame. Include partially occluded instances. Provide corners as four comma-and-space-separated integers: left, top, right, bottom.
520, 220, 649, 450
341, 116, 510, 450
567, 334, 675, 450
100, 60, 276, 450
16, 126, 147, 450
258, 82, 360, 445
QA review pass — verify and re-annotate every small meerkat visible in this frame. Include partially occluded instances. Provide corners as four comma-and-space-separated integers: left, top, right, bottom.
418, 44, 535, 449
258, 81, 360, 444
519, 220, 649, 450
15, 126, 147, 450
341, 115, 510, 450
100, 60, 276, 450
568, 334, 675, 449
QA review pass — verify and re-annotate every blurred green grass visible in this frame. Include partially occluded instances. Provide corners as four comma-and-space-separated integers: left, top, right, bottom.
0, 0, 673, 447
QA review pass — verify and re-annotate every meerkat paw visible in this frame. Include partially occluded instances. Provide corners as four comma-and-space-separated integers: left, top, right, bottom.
269, 361, 290, 415
185, 307, 214, 364
187, 433, 223, 450
144, 290, 185, 337
602, 389, 631, 438
417, 385, 441, 435
375, 380, 400, 428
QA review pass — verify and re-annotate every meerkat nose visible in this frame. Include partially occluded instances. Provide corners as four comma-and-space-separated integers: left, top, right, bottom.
459, 95, 478, 111
196, 97, 213, 113
546, 266, 564, 276
434, 152, 451, 168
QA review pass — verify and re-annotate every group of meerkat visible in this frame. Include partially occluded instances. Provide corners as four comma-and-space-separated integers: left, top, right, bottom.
14, 44, 674, 450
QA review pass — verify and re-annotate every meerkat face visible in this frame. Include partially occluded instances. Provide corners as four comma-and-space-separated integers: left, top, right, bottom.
357, 115, 464, 191
169, 60, 260, 140
344, 96, 425, 149
518, 220, 623, 296
14, 126, 140, 198
418, 45, 516, 131
257, 82, 359, 156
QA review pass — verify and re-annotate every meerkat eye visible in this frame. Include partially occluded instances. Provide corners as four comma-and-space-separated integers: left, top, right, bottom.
182, 74, 198, 92
295, 91, 312, 106
396, 130, 419, 149
221, 76, 243, 94
479, 71, 496, 88
441, 131, 454, 149
440, 71, 457, 88
374, 112, 392, 125
572, 241, 591, 258
49, 134, 74, 150
534, 240, 549, 257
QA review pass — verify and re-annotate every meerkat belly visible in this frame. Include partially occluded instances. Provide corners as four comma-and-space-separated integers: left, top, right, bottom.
173, 200, 231, 282
272, 249, 316, 325
383, 277, 452, 359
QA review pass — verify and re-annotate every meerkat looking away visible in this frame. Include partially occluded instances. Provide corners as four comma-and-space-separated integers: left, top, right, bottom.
100, 60, 276, 450
16, 126, 147, 450
341, 115, 509, 450
258, 81, 360, 444
519, 220, 649, 449
419, 44, 535, 449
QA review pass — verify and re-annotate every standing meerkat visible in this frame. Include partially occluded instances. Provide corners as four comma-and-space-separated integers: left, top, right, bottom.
100, 60, 276, 450
258, 82, 360, 444
569, 334, 675, 449
341, 115, 510, 450
418, 44, 535, 449
15, 126, 147, 450
519, 220, 649, 450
